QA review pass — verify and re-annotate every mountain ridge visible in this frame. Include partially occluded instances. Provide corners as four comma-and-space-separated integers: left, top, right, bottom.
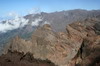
0, 9, 100, 56
2, 18, 100, 66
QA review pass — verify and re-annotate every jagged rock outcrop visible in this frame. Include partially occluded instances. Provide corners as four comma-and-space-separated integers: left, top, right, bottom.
68, 19, 100, 66
77, 36, 100, 66
3, 24, 82, 66
2, 19, 100, 66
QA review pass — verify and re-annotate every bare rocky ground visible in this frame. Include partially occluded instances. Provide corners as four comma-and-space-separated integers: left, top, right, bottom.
0, 18, 100, 66
0, 50, 56, 66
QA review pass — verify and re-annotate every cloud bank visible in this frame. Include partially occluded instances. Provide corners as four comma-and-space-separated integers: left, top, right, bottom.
0, 12, 29, 33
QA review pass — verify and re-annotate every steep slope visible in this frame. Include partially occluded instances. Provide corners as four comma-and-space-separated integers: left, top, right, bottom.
25, 9, 100, 32
0, 9, 100, 45
0, 16, 42, 53
1, 9, 100, 33
2, 18, 100, 66
0, 9, 100, 65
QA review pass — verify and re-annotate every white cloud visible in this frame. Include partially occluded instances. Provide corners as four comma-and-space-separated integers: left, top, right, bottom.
32, 17, 42, 26
43, 21, 50, 25
0, 8, 42, 33
8, 11, 20, 19
28, 8, 41, 14
0, 12, 29, 33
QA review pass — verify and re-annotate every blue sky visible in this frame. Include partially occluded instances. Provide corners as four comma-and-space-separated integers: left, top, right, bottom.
0, 0, 100, 17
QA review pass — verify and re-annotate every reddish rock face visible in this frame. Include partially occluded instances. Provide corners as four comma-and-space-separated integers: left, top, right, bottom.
2, 19, 100, 66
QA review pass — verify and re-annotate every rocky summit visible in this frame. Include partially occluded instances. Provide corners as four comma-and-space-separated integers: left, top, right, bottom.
0, 18, 100, 66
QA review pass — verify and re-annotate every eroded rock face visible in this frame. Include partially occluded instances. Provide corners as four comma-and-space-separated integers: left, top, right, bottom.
3, 36, 33, 54
77, 36, 100, 66
3, 19, 100, 66
94, 22, 100, 35
69, 19, 100, 66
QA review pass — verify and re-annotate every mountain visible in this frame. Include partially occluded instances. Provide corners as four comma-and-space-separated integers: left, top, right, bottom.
24, 9, 100, 31
0, 9, 100, 54
1, 18, 100, 66
1, 9, 100, 33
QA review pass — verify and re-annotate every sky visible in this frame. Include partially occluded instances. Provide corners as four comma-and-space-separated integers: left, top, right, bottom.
0, 0, 100, 17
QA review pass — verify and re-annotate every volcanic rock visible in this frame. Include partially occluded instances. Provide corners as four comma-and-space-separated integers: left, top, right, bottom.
2, 19, 100, 66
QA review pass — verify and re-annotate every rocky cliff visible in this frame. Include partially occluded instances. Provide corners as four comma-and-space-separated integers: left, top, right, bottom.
1, 18, 100, 66
1, 9, 100, 54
